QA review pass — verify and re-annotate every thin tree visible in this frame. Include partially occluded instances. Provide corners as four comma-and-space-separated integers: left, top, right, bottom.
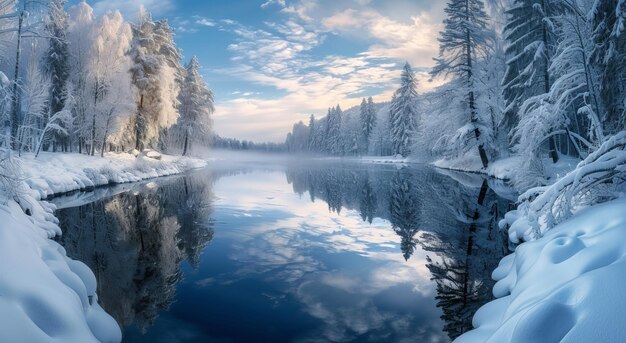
432, 0, 493, 168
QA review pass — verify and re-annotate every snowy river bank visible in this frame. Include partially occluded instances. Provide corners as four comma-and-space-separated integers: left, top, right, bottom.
0, 152, 205, 342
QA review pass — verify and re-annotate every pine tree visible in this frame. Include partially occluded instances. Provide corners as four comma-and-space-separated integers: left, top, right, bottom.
43, 0, 70, 151
327, 105, 343, 155
390, 63, 419, 157
590, 0, 626, 134
176, 56, 214, 156
432, 0, 493, 168
502, 0, 568, 162
307, 114, 316, 152
359, 96, 377, 155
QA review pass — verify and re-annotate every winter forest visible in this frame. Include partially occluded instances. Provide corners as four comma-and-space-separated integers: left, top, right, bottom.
0, 0, 214, 158
1, 0, 626, 342
285, 0, 626, 179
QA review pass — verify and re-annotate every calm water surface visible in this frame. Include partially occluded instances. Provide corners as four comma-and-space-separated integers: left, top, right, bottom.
53, 161, 514, 343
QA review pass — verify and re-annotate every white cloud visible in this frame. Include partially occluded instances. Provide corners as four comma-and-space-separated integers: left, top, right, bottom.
213, 0, 445, 142
261, 0, 286, 9
196, 18, 216, 27
323, 8, 442, 67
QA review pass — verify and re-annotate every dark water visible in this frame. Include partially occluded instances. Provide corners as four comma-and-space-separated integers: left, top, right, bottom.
53, 161, 514, 343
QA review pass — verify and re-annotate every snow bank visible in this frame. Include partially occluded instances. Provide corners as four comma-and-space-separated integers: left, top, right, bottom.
20, 151, 206, 200
456, 198, 626, 342
0, 151, 206, 342
434, 155, 581, 184
0, 198, 121, 342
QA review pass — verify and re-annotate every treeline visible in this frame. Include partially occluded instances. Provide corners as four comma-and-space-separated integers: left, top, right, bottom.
285, 64, 417, 157
0, 0, 214, 157
285, 0, 626, 170
211, 135, 286, 153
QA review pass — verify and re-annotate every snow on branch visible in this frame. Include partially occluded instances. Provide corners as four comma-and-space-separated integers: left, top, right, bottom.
503, 131, 626, 243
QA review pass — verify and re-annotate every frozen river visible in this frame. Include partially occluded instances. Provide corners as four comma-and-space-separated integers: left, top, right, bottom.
52, 160, 514, 342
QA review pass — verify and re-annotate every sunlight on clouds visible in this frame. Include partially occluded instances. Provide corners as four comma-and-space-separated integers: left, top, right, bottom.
212, 0, 446, 141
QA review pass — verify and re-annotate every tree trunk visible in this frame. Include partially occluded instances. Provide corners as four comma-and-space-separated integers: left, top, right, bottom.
465, 3, 489, 169
541, 0, 559, 163
182, 129, 189, 156
10, 12, 24, 151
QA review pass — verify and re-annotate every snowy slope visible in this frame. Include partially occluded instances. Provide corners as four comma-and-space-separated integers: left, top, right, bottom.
456, 198, 626, 342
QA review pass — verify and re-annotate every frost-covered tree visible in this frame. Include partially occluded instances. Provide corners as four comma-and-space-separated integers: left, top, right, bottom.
92, 10, 135, 156
17, 50, 49, 154
502, 0, 568, 162
307, 114, 316, 152
326, 105, 343, 155
514, 3, 605, 165
173, 56, 213, 156
589, 0, 626, 134
359, 97, 376, 155
130, 7, 182, 150
432, 0, 493, 168
341, 109, 359, 156
390, 63, 418, 157
43, 0, 70, 151
66, 1, 94, 153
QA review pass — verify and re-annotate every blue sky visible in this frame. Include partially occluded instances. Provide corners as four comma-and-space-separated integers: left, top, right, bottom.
82, 0, 447, 142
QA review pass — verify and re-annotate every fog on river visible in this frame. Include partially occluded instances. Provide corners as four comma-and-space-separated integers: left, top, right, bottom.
52, 156, 515, 343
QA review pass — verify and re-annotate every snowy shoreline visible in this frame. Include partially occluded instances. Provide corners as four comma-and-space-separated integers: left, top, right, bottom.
0, 152, 206, 342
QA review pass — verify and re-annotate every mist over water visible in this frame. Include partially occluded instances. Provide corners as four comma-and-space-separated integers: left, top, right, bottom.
53, 159, 513, 342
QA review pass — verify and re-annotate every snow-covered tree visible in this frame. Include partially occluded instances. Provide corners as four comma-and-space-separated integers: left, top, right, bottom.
17, 50, 50, 154
66, 1, 94, 153
43, 0, 70, 151
173, 56, 214, 156
589, 0, 626, 134
390, 63, 419, 157
129, 7, 182, 150
307, 114, 316, 152
432, 0, 493, 168
359, 96, 376, 155
501, 0, 568, 162
514, 3, 606, 165
326, 105, 343, 155
92, 10, 135, 156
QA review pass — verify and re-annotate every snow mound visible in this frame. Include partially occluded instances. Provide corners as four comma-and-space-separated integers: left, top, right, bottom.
0, 198, 121, 342
456, 198, 626, 342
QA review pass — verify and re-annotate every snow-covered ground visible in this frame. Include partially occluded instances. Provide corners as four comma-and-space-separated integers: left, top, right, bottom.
21, 151, 206, 200
434, 155, 581, 184
456, 198, 626, 342
0, 151, 206, 342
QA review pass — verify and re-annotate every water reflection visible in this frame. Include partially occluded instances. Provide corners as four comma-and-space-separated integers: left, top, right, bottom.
285, 163, 512, 340
54, 162, 512, 342
55, 173, 215, 331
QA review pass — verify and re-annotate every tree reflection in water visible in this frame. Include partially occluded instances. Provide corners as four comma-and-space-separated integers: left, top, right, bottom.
285, 163, 513, 341
56, 172, 215, 331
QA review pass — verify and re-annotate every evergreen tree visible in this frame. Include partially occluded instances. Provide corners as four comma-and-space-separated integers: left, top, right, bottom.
432, 0, 492, 168
307, 114, 315, 152
359, 96, 377, 155
327, 105, 343, 155
176, 56, 214, 156
43, 0, 70, 151
390, 63, 419, 157
590, 0, 626, 134
502, 0, 568, 162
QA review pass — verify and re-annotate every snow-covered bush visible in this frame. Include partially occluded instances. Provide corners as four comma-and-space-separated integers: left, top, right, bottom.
503, 131, 626, 242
